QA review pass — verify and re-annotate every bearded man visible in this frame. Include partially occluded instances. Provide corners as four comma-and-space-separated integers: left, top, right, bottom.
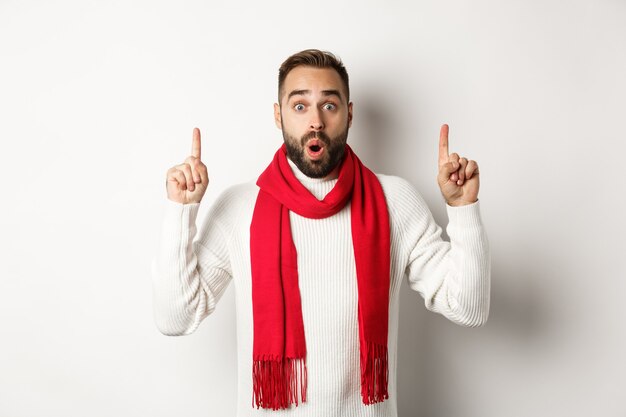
152, 49, 490, 417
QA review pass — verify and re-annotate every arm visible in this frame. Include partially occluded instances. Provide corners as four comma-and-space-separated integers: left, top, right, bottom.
151, 197, 233, 336
402, 184, 490, 327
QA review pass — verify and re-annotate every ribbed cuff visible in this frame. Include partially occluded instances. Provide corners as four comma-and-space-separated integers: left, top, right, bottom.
445, 199, 483, 229
163, 198, 201, 228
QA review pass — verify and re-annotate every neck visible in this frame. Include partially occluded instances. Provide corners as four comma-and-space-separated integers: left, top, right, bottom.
285, 157, 339, 200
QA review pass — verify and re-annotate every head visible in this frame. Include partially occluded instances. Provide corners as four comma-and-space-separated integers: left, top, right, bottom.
274, 49, 353, 179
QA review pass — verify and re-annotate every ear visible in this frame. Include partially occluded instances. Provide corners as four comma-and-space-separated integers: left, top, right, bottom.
273, 103, 282, 129
347, 101, 353, 128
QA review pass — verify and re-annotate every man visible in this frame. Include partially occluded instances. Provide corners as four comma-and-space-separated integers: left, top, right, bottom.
152, 49, 490, 417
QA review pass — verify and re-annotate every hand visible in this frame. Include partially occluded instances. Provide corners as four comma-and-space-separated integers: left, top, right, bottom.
166, 127, 209, 204
437, 124, 480, 206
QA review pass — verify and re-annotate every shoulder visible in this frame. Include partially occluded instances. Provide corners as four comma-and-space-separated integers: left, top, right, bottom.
204, 180, 259, 223
375, 174, 427, 205
214, 181, 259, 204
374, 173, 434, 224
376, 173, 416, 195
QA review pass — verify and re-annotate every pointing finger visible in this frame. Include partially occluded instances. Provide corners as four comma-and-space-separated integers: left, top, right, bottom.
192, 127, 201, 159
438, 124, 449, 167
185, 155, 202, 184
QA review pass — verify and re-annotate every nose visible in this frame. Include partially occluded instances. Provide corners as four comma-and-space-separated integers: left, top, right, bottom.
309, 108, 324, 131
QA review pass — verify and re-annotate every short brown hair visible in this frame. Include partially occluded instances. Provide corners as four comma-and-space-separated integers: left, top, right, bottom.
278, 49, 350, 104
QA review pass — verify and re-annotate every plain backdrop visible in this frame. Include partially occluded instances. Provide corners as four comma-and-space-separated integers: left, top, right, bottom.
1, 1, 625, 416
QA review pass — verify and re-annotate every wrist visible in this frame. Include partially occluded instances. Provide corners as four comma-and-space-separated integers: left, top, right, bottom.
447, 198, 477, 207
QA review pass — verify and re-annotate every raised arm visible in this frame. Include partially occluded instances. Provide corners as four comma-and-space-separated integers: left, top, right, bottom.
152, 128, 232, 336
400, 125, 489, 326
403, 189, 490, 327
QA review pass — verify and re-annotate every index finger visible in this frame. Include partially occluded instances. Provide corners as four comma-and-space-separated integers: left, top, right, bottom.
438, 124, 449, 166
191, 127, 201, 159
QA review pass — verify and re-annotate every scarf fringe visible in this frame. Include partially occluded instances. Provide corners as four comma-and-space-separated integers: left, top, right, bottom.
252, 357, 308, 410
361, 341, 389, 405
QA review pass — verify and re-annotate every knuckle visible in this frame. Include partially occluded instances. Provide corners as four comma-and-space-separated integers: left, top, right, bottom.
195, 162, 207, 173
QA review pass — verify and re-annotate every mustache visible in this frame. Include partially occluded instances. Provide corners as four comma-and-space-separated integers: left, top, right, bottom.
301, 131, 331, 147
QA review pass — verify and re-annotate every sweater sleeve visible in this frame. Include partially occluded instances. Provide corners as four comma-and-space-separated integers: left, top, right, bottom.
395, 179, 491, 327
151, 195, 233, 336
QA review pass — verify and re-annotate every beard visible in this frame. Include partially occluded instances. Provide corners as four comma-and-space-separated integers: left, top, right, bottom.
281, 121, 349, 179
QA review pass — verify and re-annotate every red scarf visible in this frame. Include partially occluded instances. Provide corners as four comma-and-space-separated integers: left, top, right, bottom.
250, 143, 390, 410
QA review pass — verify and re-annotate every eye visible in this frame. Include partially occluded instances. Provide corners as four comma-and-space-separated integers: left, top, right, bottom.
294, 103, 305, 111
323, 103, 337, 111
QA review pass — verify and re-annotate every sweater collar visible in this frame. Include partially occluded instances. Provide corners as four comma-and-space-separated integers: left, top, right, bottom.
286, 157, 339, 201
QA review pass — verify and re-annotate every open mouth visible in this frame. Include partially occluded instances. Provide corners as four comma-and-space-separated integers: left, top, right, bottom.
306, 139, 325, 159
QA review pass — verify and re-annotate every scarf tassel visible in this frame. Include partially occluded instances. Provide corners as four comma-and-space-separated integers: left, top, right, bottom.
361, 341, 389, 405
252, 357, 308, 410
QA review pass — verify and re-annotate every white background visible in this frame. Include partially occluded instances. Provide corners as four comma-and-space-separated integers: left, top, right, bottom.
1, 0, 625, 416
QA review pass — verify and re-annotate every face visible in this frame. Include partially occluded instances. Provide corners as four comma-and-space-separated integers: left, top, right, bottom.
274, 66, 353, 179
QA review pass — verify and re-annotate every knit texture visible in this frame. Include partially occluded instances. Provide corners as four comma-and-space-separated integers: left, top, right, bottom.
151, 158, 491, 417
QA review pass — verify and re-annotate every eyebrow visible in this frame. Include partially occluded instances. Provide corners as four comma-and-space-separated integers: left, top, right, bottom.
287, 89, 343, 101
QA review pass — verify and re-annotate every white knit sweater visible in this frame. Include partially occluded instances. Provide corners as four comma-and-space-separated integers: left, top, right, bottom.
151, 158, 491, 417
